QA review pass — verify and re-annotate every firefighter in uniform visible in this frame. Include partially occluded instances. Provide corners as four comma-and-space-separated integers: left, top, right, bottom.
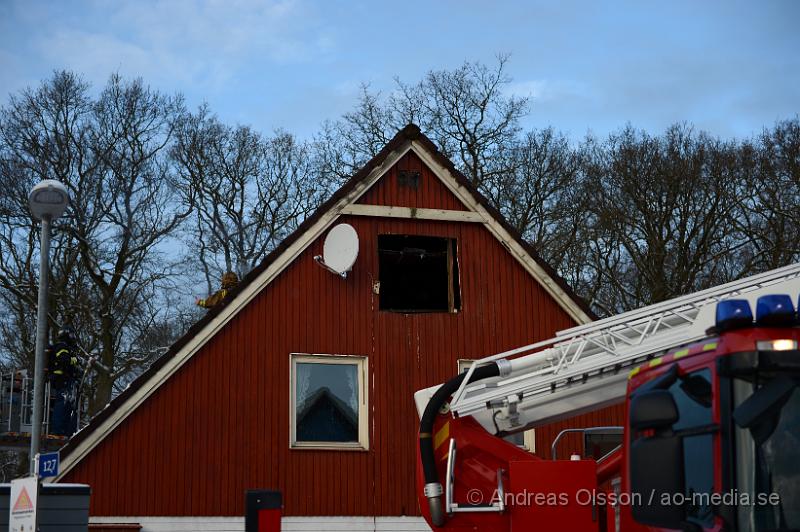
196, 271, 239, 309
46, 326, 81, 436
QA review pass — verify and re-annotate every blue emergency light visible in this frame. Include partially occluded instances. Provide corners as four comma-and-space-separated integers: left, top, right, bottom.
715, 299, 753, 331
755, 294, 796, 326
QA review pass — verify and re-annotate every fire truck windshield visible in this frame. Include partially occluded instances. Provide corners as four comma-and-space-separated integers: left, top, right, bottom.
732, 375, 800, 530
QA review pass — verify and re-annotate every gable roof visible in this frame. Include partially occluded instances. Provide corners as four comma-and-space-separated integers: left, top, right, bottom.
56, 124, 595, 478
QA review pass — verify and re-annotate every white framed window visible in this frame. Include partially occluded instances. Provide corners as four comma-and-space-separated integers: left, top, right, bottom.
457, 359, 536, 453
290, 353, 369, 450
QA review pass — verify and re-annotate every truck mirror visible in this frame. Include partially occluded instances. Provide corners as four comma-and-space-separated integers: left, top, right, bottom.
629, 390, 678, 430
630, 435, 686, 527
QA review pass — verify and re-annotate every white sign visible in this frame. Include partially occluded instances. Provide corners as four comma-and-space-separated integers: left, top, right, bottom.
9, 476, 38, 532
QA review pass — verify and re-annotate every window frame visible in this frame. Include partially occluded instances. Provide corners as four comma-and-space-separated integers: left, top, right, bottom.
377, 234, 462, 314
457, 359, 535, 452
289, 353, 369, 451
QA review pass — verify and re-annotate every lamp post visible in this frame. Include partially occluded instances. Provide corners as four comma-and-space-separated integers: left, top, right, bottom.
28, 179, 69, 475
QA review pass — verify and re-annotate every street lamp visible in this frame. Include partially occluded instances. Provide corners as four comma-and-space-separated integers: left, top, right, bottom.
28, 179, 69, 475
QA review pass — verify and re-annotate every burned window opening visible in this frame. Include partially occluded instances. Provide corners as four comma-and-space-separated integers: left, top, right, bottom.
378, 234, 461, 313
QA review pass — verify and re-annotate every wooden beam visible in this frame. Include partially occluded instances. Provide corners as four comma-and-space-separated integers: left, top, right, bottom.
340, 204, 483, 222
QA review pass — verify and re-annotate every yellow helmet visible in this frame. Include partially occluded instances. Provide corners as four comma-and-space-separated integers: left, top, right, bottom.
221, 272, 239, 288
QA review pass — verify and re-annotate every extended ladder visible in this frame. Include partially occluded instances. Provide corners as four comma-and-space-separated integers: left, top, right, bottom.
439, 262, 800, 432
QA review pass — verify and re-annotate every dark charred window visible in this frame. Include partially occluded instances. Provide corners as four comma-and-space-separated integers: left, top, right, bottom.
378, 235, 461, 313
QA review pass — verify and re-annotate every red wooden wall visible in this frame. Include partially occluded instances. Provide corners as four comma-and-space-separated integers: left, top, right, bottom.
63, 152, 622, 517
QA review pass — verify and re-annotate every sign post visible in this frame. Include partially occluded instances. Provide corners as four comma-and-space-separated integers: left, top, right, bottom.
9, 476, 38, 532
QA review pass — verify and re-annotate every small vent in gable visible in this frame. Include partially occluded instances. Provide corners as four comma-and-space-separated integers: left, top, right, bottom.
397, 170, 420, 189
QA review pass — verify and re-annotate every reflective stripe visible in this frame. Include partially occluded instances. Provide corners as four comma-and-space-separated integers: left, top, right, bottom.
434, 422, 450, 450
649, 357, 663, 368
628, 366, 641, 380
703, 342, 718, 351
673, 348, 690, 359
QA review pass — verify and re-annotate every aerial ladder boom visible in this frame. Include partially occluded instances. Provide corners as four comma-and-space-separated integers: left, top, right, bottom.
415, 262, 800, 436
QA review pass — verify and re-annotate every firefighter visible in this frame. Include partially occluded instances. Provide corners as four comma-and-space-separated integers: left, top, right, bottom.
196, 271, 239, 309
46, 326, 80, 436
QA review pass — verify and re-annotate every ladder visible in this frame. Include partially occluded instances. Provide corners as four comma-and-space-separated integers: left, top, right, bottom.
444, 262, 800, 431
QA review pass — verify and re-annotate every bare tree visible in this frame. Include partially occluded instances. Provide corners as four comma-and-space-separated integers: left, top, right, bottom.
0, 71, 192, 414
312, 56, 529, 191
174, 108, 318, 293
579, 124, 750, 314
737, 117, 800, 271
0, 71, 99, 371
310, 86, 398, 192
395, 54, 529, 187
482, 128, 586, 268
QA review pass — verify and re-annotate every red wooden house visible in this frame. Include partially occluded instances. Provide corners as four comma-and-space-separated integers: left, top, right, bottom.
56, 125, 623, 531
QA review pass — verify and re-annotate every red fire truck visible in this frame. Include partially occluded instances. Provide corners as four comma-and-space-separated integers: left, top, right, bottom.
415, 263, 800, 531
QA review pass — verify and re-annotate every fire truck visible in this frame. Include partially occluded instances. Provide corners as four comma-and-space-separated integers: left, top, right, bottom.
415, 263, 800, 531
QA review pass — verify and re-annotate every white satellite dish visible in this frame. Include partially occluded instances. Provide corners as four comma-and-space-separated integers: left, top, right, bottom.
316, 223, 359, 277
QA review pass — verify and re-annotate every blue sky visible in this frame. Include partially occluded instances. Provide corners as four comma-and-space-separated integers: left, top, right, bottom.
1, 0, 797, 141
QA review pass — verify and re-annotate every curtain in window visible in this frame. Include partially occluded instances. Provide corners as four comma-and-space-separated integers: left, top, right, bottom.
295, 360, 359, 443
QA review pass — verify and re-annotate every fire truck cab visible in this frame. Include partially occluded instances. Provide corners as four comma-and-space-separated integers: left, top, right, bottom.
624, 304, 799, 531
415, 266, 800, 531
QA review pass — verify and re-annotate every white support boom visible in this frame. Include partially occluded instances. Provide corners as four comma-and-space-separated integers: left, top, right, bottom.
415, 263, 800, 435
